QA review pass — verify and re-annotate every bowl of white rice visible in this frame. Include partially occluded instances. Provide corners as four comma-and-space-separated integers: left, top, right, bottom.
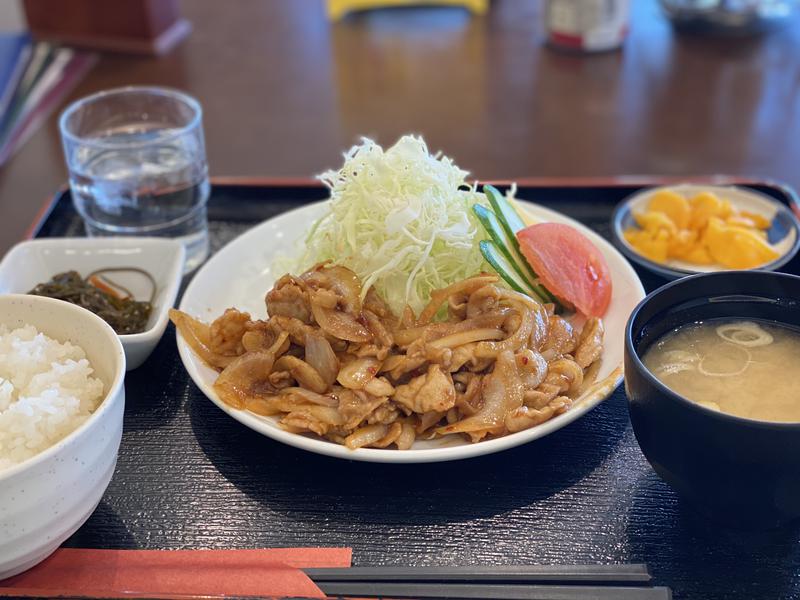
0, 294, 125, 580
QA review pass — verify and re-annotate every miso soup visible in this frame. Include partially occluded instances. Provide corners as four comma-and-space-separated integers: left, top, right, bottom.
642, 319, 800, 423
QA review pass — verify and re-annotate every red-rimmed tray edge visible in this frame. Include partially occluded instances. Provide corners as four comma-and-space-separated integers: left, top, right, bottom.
24, 175, 800, 241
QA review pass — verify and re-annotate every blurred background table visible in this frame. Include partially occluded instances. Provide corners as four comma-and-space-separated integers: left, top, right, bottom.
1, 0, 800, 253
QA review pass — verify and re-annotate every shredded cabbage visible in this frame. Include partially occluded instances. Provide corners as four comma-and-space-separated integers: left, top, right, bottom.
290, 135, 490, 316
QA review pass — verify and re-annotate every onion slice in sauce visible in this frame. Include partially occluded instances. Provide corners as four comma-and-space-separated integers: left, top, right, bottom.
304, 333, 339, 387
716, 321, 774, 347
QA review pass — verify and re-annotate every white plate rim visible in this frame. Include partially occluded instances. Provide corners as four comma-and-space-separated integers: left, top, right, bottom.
177, 199, 645, 463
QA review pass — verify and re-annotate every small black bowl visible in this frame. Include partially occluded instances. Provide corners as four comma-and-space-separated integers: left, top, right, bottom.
625, 271, 800, 529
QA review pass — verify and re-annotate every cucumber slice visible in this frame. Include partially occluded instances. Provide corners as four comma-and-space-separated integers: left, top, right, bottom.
472, 204, 528, 277
484, 184, 526, 236
482, 186, 559, 305
479, 239, 546, 303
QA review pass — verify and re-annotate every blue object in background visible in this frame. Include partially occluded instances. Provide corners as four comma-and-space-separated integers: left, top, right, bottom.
0, 32, 31, 121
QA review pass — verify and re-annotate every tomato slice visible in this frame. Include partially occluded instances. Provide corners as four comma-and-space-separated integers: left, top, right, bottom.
516, 223, 612, 317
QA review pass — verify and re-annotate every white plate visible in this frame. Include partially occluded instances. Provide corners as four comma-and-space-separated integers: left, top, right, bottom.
177, 200, 645, 463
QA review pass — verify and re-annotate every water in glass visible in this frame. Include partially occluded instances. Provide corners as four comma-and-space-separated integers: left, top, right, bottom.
70, 128, 209, 272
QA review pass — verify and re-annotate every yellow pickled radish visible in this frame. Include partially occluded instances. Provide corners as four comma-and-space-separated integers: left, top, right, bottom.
624, 188, 778, 270
623, 229, 645, 246
726, 215, 757, 229
684, 245, 714, 265
689, 192, 723, 229
740, 210, 772, 229
719, 199, 733, 220
732, 231, 780, 268
704, 218, 780, 269
668, 229, 697, 259
634, 211, 677, 235
625, 229, 668, 263
648, 190, 691, 229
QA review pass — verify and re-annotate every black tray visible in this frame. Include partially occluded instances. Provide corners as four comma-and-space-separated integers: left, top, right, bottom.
32, 178, 800, 600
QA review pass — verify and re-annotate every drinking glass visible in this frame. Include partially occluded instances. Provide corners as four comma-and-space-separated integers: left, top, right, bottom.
59, 86, 210, 272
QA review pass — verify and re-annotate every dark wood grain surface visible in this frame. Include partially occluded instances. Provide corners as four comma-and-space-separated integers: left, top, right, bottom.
34, 181, 800, 600
3, 0, 800, 253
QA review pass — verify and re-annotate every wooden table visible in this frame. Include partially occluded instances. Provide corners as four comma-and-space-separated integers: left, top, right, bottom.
2, 0, 800, 253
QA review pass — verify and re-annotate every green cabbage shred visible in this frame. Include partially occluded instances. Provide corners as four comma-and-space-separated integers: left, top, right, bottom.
291, 135, 492, 317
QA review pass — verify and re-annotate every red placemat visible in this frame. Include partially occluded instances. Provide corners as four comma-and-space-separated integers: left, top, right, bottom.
0, 547, 352, 598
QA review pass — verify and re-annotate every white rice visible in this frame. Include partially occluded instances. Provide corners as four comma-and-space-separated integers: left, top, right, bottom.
0, 324, 104, 472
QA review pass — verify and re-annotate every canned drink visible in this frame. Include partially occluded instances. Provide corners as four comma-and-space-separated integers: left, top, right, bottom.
545, 0, 630, 53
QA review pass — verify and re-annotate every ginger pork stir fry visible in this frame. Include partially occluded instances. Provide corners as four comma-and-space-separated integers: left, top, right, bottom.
170, 264, 604, 450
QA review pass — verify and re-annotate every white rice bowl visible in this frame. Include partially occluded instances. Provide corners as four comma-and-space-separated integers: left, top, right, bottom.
0, 324, 104, 471
0, 293, 125, 580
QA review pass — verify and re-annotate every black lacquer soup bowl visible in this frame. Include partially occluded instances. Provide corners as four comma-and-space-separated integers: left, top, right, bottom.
625, 271, 800, 529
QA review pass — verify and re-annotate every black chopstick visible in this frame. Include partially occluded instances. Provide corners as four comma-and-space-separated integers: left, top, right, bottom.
304, 564, 652, 585
314, 582, 672, 599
